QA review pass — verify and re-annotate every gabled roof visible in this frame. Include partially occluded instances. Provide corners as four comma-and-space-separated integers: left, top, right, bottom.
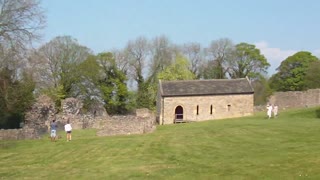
159, 78, 254, 97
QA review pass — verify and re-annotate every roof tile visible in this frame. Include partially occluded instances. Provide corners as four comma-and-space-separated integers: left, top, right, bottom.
160, 78, 254, 97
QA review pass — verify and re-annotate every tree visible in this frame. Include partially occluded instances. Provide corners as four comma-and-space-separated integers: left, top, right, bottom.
0, 0, 45, 128
269, 51, 318, 91
252, 75, 272, 105
75, 55, 103, 106
158, 54, 195, 81
0, 0, 45, 47
0, 0, 45, 70
125, 37, 151, 108
126, 36, 149, 88
97, 52, 129, 114
148, 35, 174, 83
203, 38, 234, 79
0, 68, 35, 129
30, 36, 92, 97
112, 49, 130, 75
305, 61, 320, 89
181, 42, 203, 78
226, 43, 270, 79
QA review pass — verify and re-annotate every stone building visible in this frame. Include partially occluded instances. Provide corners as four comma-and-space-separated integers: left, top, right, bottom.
156, 77, 254, 125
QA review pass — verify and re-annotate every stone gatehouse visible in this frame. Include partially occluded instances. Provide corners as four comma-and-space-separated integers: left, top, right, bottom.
156, 77, 254, 125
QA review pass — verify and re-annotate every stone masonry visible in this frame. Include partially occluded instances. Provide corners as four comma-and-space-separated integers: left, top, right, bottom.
0, 96, 156, 140
159, 94, 254, 124
269, 89, 320, 110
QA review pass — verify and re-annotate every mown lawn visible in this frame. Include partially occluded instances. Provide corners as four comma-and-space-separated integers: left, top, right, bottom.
1, 107, 320, 179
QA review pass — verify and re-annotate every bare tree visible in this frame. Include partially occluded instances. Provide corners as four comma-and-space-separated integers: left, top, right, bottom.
205, 38, 234, 79
0, 0, 45, 79
0, 0, 45, 47
125, 36, 150, 87
181, 42, 203, 77
112, 48, 130, 75
29, 36, 92, 91
148, 35, 174, 83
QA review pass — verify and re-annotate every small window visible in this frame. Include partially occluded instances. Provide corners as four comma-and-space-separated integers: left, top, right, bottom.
227, 104, 231, 112
210, 105, 213, 115
196, 105, 199, 115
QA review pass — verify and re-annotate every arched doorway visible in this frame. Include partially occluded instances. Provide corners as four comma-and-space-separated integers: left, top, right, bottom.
175, 106, 183, 122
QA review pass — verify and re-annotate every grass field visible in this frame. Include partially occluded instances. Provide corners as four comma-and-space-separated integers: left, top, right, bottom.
1, 107, 320, 179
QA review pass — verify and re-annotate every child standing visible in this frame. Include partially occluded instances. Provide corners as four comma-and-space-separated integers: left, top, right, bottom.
64, 120, 72, 142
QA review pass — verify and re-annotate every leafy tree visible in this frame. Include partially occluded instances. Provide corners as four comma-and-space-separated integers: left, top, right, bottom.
132, 54, 195, 110
305, 61, 320, 89
0, 68, 35, 129
0, 0, 44, 128
270, 51, 318, 91
148, 36, 175, 84
252, 75, 272, 105
41, 84, 65, 110
227, 43, 270, 79
158, 54, 195, 80
135, 81, 155, 109
97, 52, 129, 114
31, 36, 92, 98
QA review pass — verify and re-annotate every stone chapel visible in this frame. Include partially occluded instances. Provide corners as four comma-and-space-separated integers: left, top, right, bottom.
156, 77, 254, 125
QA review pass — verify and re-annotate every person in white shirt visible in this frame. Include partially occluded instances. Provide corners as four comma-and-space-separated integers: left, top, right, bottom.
267, 104, 273, 119
64, 120, 72, 141
273, 105, 278, 118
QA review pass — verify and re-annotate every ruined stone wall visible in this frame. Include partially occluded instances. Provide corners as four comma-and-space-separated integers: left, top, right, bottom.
1, 95, 156, 140
269, 89, 320, 110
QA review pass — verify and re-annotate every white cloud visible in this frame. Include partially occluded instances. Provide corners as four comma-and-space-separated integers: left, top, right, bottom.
254, 41, 320, 76
314, 49, 320, 58
254, 41, 297, 75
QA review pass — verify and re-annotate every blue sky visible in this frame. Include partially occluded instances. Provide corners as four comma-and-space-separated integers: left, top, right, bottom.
41, 0, 320, 75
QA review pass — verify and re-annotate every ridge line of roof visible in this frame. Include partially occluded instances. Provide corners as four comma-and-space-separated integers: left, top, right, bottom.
160, 78, 247, 83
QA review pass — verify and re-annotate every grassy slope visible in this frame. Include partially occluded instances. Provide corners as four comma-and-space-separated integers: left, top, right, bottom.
1, 107, 320, 179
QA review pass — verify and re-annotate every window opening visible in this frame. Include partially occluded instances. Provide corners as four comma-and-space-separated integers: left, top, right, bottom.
227, 104, 231, 112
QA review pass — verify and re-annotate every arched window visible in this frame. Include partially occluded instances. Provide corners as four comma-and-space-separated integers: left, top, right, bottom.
227, 104, 231, 112
196, 105, 199, 115
210, 105, 213, 114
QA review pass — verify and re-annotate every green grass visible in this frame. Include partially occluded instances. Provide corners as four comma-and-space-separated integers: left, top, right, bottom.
1, 107, 320, 179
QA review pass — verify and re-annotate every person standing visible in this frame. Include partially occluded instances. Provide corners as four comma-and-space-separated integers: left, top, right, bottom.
267, 104, 273, 119
273, 105, 279, 118
64, 120, 72, 142
50, 119, 57, 142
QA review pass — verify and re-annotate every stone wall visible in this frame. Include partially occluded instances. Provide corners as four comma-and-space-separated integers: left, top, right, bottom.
24, 95, 56, 134
96, 114, 156, 136
1, 94, 157, 140
0, 127, 41, 140
269, 89, 320, 110
160, 94, 254, 125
